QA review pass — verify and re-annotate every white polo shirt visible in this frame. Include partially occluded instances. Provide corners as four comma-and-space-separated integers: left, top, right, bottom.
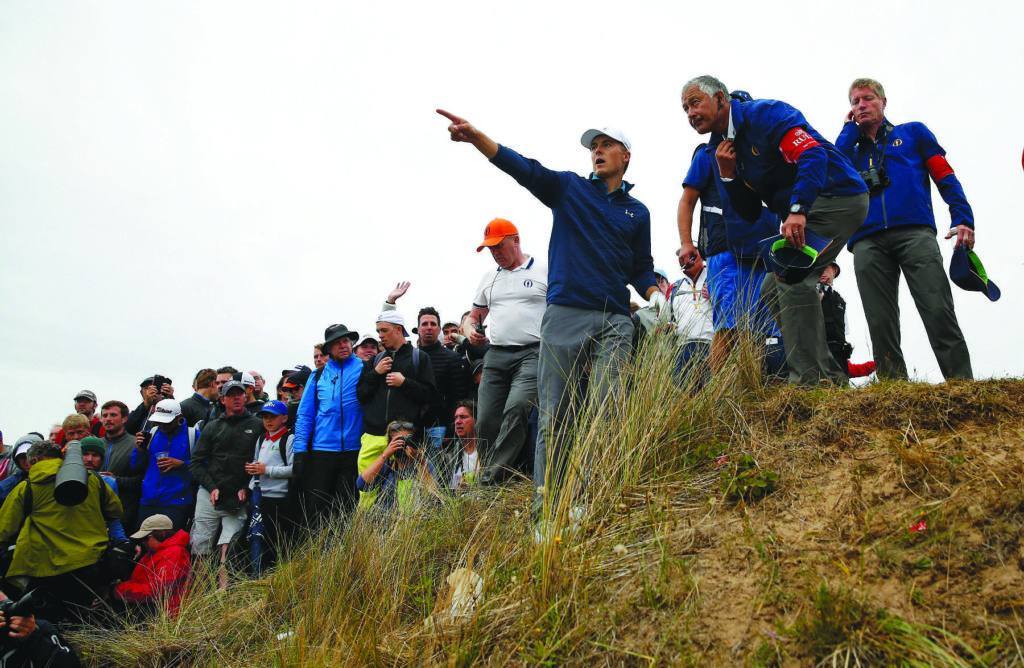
472, 256, 548, 347
670, 268, 714, 343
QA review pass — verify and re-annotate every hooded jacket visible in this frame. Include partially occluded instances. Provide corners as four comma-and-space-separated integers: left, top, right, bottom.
293, 354, 364, 453
357, 343, 436, 436
113, 529, 190, 616
0, 458, 123, 578
188, 411, 262, 497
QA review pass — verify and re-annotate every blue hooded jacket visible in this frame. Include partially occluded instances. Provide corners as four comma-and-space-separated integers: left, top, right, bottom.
294, 354, 364, 453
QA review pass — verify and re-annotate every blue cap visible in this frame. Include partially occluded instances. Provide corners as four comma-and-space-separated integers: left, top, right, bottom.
258, 400, 288, 417
764, 228, 833, 284
949, 245, 1000, 302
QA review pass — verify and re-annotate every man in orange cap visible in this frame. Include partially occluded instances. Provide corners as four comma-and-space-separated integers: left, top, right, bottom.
465, 219, 547, 485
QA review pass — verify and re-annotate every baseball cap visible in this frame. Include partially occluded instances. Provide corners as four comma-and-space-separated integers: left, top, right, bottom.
221, 380, 247, 396
949, 245, 1000, 302
258, 400, 288, 417
376, 311, 409, 337
283, 369, 310, 389
74, 390, 97, 403
130, 514, 174, 540
765, 229, 834, 284
654, 268, 669, 281
231, 371, 256, 388
14, 433, 42, 460
580, 127, 632, 152
149, 399, 182, 424
476, 218, 519, 252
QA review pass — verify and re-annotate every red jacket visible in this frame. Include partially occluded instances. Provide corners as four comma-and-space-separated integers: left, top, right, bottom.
113, 529, 191, 616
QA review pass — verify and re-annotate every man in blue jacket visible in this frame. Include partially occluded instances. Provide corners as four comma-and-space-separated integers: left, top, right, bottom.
836, 78, 973, 381
293, 323, 364, 520
681, 76, 869, 385
437, 109, 662, 521
132, 399, 196, 533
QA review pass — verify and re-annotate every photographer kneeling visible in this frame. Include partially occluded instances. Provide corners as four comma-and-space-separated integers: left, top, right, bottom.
0, 590, 81, 667
111, 515, 190, 619
356, 421, 437, 515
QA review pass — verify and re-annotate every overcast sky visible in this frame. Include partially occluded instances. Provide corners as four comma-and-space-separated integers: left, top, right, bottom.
2, 1, 1021, 440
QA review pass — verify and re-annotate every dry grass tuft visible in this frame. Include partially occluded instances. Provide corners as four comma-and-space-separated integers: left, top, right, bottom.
70, 338, 1024, 666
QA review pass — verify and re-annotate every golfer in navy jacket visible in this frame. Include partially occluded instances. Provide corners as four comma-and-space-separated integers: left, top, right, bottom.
438, 109, 662, 519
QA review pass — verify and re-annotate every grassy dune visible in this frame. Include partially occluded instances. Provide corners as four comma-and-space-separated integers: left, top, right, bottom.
74, 338, 1024, 666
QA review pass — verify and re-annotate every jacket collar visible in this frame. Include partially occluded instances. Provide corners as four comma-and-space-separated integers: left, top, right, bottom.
728, 100, 745, 140
588, 173, 634, 198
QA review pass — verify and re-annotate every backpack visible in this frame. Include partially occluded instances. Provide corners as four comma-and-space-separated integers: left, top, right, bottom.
147, 425, 198, 458
253, 430, 292, 467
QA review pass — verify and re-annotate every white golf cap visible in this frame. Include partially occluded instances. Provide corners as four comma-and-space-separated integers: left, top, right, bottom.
149, 399, 182, 424
580, 127, 631, 152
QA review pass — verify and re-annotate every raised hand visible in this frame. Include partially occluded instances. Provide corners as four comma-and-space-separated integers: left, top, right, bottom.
387, 281, 410, 304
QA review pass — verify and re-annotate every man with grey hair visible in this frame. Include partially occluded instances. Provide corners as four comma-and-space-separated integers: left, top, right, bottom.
835, 78, 974, 381
680, 75, 868, 385
437, 108, 662, 525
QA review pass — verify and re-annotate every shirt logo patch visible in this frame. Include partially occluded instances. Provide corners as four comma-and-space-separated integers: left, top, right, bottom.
892, 139, 903, 147
524, 279, 533, 288
751, 146, 760, 156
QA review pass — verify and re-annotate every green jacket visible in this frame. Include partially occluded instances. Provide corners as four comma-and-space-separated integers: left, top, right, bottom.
0, 458, 123, 578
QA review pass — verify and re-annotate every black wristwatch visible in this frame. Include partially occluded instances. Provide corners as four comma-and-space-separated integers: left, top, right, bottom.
789, 203, 810, 217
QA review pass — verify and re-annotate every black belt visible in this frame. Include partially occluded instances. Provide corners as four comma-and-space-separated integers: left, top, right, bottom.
491, 342, 540, 353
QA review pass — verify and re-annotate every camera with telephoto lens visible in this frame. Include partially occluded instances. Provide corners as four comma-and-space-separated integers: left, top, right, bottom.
859, 164, 891, 198
0, 590, 40, 623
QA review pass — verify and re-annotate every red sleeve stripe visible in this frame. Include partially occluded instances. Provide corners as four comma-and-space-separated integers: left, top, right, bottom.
779, 127, 821, 163
926, 154, 954, 181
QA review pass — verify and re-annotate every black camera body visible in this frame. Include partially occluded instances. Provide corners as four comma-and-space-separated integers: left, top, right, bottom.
0, 590, 39, 622
859, 165, 891, 198
391, 434, 420, 462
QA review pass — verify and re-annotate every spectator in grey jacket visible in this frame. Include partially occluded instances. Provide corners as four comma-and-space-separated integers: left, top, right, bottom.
246, 401, 294, 567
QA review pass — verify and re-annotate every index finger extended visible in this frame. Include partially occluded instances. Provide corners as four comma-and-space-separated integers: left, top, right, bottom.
436, 109, 463, 124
